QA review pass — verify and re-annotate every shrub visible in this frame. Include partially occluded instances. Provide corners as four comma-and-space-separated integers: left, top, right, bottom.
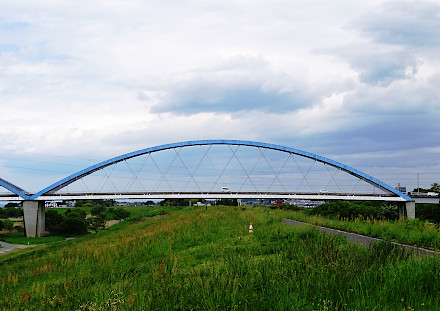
4, 206, 23, 218
308, 201, 399, 220
61, 210, 88, 235
113, 208, 131, 220
45, 209, 87, 235
0, 207, 23, 219
45, 209, 64, 233
416, 203, 440, 223
91, 205, 107, 216
88, 214, 106, 232
2, 219, 14, 232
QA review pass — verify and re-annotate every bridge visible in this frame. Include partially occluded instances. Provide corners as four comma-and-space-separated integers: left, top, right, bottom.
0, 140, 414, 236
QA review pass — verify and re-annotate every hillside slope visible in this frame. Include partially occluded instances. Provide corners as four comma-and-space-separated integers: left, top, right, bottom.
1, 206, 440, 310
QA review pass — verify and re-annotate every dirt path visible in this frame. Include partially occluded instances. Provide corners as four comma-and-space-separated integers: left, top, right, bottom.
283, 218, 439, 256
105, 219, 122, 228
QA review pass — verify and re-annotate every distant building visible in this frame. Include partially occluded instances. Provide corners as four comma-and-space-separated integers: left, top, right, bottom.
66, 201, 76, 208
240, 199, 273, 206
286, 199, 325, 208
45, 201, 58, 208
239, 198, 324, 208
271, 200, 284, 206
195, 202, 211, 206
396, 183, 407, 194
45, 201, 75, 208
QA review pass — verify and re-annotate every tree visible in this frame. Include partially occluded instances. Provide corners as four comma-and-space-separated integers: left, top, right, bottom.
431, 183, 440, 193
4, 206, 23, 218
45, 209, 64, 233
2, 219, 14, 232
88, 214, 106, 232
91, 205, 106, 216
45, 209, 87, 235
160, 198, 188, 206
61, 210, 88, 235
113, 208, 131, 220
416, 203, 440, 223
216, 198, 238, 206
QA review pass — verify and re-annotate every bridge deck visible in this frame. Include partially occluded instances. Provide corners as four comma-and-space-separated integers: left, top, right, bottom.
0, 191, 408, 202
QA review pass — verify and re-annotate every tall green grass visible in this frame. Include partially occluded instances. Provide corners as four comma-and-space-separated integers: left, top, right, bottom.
1, 205, 439, 310
279, 209, 440, 250
0, 232, 65, 245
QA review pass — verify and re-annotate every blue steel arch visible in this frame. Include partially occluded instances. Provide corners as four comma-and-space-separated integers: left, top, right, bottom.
0, 177, 30, 200
30, 140, 412, 201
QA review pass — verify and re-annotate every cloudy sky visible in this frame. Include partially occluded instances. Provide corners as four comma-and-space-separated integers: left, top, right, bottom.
0, 0, 439, 193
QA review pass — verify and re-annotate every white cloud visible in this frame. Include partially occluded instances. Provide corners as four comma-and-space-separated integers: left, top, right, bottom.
0, 0, 439, 192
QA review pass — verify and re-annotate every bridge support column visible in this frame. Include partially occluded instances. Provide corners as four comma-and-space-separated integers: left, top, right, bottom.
398, 201, 415, 220
23, 201, 45, 237
405, 201, 415, 220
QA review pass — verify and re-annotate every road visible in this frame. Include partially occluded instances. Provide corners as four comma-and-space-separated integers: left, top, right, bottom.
0, 241, 35, 254
283, 218, 439, 256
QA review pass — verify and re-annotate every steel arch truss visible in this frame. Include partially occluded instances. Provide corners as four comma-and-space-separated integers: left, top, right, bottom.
26, 140, 411, 201
0, 177, 30, 200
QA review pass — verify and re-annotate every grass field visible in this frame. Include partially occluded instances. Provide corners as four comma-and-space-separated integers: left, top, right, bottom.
0, 232, 66, 245
279, 209, 440, 251
1, 205, 439, 310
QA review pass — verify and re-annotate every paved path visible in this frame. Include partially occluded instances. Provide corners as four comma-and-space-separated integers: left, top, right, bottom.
283, 218, 439, 256
0, 241, 35, 254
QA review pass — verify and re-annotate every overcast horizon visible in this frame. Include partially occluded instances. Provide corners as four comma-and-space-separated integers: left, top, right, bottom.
1, 0, 439, 194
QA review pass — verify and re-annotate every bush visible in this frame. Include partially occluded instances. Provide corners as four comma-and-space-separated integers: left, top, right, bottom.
91, 205, 106, 216
2, 219, 14, 232
308, 201, 398, 220
416, 204, 440, 223
45, 209, 87, 235
45, 209, 64, 233
1, 206, 24, 218
113, 208, 131, 220
61, 210, 88, 235
88, 214, 106, 232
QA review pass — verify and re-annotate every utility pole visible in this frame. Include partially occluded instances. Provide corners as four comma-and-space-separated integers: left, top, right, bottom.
417, 173, 420, 193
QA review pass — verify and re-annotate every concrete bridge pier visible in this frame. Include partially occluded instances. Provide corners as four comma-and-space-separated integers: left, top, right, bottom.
398, 201, 415, 220
23, 201, 45, 237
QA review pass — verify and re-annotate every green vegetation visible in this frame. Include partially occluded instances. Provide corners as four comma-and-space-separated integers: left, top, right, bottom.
268, 200, 440, 250
412, 182, 440, 194
1, 219, 14, 232
280, 209, 440, 250
416, 203, 440, 223
0, 232, 66, 245
0, 206, 24, 234
1, 205, 439, 310
307, 201, 399, 220
0, 205, 23, 218
45, 206, 131, 236
45, 209, 88, 236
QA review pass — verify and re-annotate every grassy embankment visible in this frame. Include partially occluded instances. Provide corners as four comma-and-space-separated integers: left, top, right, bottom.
0, 205, 151, 245
279, 209, 440, 250
1, 205, 440, 310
